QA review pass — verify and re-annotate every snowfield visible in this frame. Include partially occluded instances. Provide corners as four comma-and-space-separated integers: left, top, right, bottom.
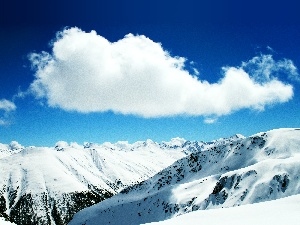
69, 128, 300, 225
0, 138, 191, 224
1, 128, 300, 225
144, 194, 300, 225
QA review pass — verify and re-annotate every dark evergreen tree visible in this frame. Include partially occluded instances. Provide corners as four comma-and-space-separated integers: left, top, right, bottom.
51, 202, 64, 225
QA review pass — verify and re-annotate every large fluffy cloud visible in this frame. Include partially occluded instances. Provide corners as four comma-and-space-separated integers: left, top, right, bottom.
29, 27, 295, 118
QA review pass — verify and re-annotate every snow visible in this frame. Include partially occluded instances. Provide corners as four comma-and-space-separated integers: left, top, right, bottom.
69, 128, 300, 225
144, 194, 300, 225
162, 138, 186, 148
170, 175, 217, 205
0, 217, 16, 225
0, 138, 190, 222
0, 140, 187, 195
2, 128, 300, 225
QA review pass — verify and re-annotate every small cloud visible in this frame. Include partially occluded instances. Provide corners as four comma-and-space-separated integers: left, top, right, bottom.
204, 117, 218, 124
0, 118, 13, 126
28, 27, 296, 119
241, 54, 299, 83
193, 68, 200, 76
0, 99, 16, 126
0, 99, 16, 112
0, 119, 9, 126
266, 46, 276, 53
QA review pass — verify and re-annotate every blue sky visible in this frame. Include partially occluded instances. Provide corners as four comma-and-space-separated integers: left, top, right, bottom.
1, 0, 300, 146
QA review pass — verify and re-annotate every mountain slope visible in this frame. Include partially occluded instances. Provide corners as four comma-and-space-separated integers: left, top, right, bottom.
143, 194, 300, 225
69, 128, 300, 225
0, 139, 190, 225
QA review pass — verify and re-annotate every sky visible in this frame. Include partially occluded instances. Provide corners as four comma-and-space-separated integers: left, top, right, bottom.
0, 0, 300, 147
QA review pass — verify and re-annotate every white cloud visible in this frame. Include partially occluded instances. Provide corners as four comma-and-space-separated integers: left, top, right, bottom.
0, 119, 8, 126
0, 99, 16, 112
241, 54, 299, 82
0, 99, 16, 126
29, 27, 295, 118
204, 117, 218, 124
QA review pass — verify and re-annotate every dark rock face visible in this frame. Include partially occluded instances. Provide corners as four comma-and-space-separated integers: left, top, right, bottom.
0, 188, 113, 225
271, 174, 289, 193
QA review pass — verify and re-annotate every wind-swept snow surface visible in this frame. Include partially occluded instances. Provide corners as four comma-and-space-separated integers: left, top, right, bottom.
144, 194, 300, 225
69, 128, 300, 225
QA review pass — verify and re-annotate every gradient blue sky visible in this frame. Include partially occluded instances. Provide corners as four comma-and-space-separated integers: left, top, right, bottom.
1, 0, 299, 146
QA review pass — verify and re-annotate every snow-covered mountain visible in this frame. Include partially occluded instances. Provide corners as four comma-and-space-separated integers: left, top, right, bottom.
69, 128, 300, 225
0, 142, 24, 159
0, 139, 191, 225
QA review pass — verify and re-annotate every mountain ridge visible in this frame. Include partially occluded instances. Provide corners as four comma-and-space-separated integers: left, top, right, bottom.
69, 128, 300, 225
0, 138, 193, 224
1, 128, 299, 225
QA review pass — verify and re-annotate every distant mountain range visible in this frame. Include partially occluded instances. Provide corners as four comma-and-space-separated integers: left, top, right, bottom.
0, 137, 195, 224
1, 128, 300, 225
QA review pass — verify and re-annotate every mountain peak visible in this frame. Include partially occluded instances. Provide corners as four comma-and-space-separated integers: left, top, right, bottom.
229, 134, 245, 140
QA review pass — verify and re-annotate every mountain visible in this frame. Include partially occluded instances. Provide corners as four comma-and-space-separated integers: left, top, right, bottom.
0, 141, 24, 159
69, 128, 300, 225
0, 139, 192, 225
143, 194, 300, 225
